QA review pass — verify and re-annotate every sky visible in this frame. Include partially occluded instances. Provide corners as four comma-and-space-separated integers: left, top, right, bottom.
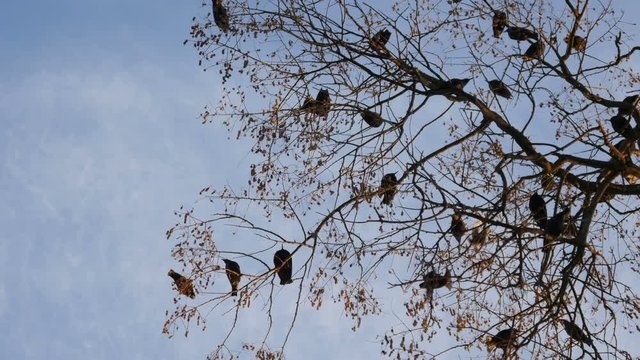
0, 0, 387, 358
1, 1, 640, 359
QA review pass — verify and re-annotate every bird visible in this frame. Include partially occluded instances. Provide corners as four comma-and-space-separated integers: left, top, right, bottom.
523, 41, 544, 61
545, 208, 570, 239
620, 95, 640, 115
212, 0, 230, 32
168, 269, 196, 299
379, 173, 399, 205
361, 110, 384, 128
492, 11, 508, 38
447, 78, 471, 91
222, 259, 241, 296
273, 249, 293, 285
488, 80, 512, 99
379, 173, 399, 206
314, 89, 331, 117
561, 319, 593, 346
507, 26, 538, 41
609, 115, 637, 139
528, 193, 547, 229
419, 269, 452, 296
370, 29, 391, 51
488, 328, 518, 350
564, 34, 586, 52
450, 213, 467, 241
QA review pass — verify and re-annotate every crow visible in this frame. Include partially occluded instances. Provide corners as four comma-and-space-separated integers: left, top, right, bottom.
528, 193, 547, 229
507, 26, 538, 41
610, 115, 636, 139
168, 269, 196, 299
314, 89, 331, 117
523, 41, 544, 61
450, 213, 467, 241
564, 34, 586, 52
380, 173, 399, 206
419, 269, 452, 296
370, 29, 391, 51
212, 0, 230, 32
361, 110, 384, 128
488, 80, 512, 99
273, 249, 293, 285
488, 328, 518, 350
561, 319, 593, 346
492, 11, 508, 38
222, 259, 241, 296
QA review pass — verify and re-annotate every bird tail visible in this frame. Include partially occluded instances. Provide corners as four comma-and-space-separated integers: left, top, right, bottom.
231, 289, 238, 296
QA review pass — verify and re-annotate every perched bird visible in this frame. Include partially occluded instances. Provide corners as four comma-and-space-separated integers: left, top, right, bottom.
545, 208, 570, 239
301, 89, 331, 116
523, 41, 544, 61
564, 34, 586, 52
361, 110, 384, 128
450, 213, 467, 241
212, 0, 230, 32
488, 328, 519, 350
314, 89, 331, 117
528, 193, 547, 229
470, 226, 488, 248
273, 249, 293, 285
370, 29, 391, 51
222, 259, 242, 296
507, 26, 538, 41
620, 95, 640, 115
447, 78, 471, 91
379, 173, 399, 206
492, 11, 508, 38
561, 319, 593, 346
419, 269, 452, 296
610, 115, 637, 140
488, 80, 512, 99
168, 269, 196, 299
301, 96, 316, 111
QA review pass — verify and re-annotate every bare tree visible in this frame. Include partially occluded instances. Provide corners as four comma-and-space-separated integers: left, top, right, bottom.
164, 0, 640, 359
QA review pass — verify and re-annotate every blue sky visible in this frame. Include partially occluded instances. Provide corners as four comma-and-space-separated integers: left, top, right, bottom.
2, 1, 640, 359
0, 0, 389, 358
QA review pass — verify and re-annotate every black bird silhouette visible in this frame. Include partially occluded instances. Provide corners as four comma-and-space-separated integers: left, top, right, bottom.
314, 89, 330, 117
168, 269, 196, 299
273, 249, 293, 285
488, 328, 518, 350
488, 80, 512, 99
564, 34, 586, 52
492, 11, 508, 38
380, 173, 399, 206
447, 78, 471, 90
610, 115, 636, 139
523, 41, 544, 61
545, 208, 570, 238
301, 89, 331, 116
361, 110, 384, 128
222, 259, 241, 296
419, 269, 451, 296
561, 319, 593, 346
370, 29, 391, 51
212, 0, 230, 32
620, 95, 640, 115
450, 213, 467, 241
507, 26, 538, 41
528, 193, 547, 229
